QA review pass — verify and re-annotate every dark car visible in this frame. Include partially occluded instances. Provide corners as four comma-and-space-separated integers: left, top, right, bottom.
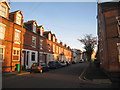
30, 63, 42, 73
39, 61, 49, 72
48, 61, 62, 69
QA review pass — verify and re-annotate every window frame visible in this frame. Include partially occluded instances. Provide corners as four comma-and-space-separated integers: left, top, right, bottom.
16, 13, 21, 25
53, 36, 55, 42
0, 23, 6, 40
32, 36, 36, 48
40, 39, 43, 50
31, 52, 35, 61
12, 48, 20, 61
0, 45, 5, 61
14, 29, 21, 44
33, 23, 36, 33
53, 45, 55, 52
0, 3, 7, 17
48, 33, 51, 40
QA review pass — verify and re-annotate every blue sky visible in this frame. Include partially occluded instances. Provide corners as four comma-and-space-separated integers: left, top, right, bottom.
10, 2, 97, 51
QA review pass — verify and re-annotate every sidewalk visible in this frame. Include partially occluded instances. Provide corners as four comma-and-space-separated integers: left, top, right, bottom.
83, 62, 120, 88
2, 71, 30, 78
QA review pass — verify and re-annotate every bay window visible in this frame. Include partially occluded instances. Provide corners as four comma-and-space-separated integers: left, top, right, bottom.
13, 49, 20, 61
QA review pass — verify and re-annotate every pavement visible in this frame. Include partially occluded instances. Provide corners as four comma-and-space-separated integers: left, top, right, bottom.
2, 70, 30, 78
80, 62, 120, 88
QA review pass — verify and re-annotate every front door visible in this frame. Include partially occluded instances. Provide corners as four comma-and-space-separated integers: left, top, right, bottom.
21, 51, 26, 70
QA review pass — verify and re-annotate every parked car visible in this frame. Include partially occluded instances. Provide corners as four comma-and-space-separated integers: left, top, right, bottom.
39, 61, 49, 72
48, 61, 62, 69
60, 61, 67, 67
30, 63, 42, 73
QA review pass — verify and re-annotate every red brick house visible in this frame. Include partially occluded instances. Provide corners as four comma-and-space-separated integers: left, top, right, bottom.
43, 31, 72, 62
97, 2, 120, 75
0, 1, 73, 72
0, 1, 24, 72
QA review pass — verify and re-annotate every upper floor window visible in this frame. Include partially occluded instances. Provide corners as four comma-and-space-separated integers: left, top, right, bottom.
33, 23, 36, 33
53, 45, 55, 52
59, 47, 61, 54
40, 39, 43, 50
48, 33, 51, 40
40, 27, 44, 36
56, 46, 58, 53
0, 4, 7, 17
0, 25, 5, 39
32, 36, 36, 48
16, 14, 21, 25
14, 29, 21, 44
53, 36, 55, 42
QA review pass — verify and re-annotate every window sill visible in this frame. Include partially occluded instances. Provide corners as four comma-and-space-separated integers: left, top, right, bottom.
14, 42, 20, 44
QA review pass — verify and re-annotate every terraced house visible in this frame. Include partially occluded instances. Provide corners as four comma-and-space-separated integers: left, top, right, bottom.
0, 1, 73, 72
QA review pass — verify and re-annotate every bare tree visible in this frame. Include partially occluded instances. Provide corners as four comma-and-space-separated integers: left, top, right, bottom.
78, 34, 97, 61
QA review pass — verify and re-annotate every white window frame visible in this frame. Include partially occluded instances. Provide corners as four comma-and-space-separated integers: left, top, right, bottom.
33, 23, 36, 33
56, 46, 58, 53
40, 27, 44, 36
16, 13, 21, 25
48, 33, 51, 40
53, 45, 55, 52
12, 47, 20, 61
0, 45, 5, 61
59, 47, 61, 54
40, 39, 43, 50
32, 36, 36, 48
14, 29, 21, 44
0, 3, 7, 17
0, 23, 5, 40
53, 36, 55, 42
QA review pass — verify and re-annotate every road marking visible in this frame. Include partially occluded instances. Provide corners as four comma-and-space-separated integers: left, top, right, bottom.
78, 64, 89, 80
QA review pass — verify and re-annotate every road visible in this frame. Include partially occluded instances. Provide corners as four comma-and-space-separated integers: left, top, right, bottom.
2, 62, 112, 88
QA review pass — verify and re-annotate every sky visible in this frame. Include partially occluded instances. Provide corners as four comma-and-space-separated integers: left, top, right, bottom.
9, 2, 98, 51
